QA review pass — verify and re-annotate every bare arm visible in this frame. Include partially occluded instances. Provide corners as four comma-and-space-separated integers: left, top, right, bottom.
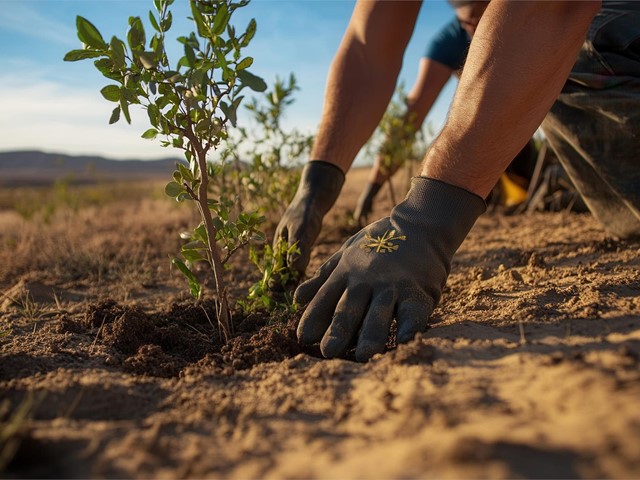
311, 0, 422, 173
406, 58, 453, 132
422, 0, 601, 198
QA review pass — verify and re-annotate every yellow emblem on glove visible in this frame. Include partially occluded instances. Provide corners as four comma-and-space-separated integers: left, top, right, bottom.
360, 229, 406, 253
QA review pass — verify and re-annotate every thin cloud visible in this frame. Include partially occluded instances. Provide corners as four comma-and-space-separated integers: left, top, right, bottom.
0, 74, 171, 159
0, 2, 77, 47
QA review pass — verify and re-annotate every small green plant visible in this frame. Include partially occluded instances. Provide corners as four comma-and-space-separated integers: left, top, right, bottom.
220, 73, 313, 224
366, 84, 428, 204
64, 0, 268, 340
238, 239, 300, 313
217, 75, 310, 313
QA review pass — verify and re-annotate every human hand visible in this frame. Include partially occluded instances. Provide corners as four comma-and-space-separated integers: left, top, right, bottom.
273, 160, 344, 281
295, 177, 486, 361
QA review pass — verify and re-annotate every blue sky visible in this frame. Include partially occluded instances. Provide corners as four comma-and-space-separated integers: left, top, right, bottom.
0, 0, 459, 163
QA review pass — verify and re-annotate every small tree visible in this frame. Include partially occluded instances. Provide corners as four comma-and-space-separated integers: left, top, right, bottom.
219, 74, 312, 311
366, 84, 429, 204
220, 73, 313, 223
64, 0, 268, 341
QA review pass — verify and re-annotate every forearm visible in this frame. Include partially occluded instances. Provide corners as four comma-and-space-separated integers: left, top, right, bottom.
406, 58, 452, 132
421, 0, 600, 197
311, 1, 422, 173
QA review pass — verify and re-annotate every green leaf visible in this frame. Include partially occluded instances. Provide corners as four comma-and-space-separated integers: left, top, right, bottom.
148, 10, 161, 32
94, 57, 116, 76
164, 181, 183, 197
236, 57, 253, 71
100, 85, 121, 102
141, 128, 158, 140
120, 97, 132, 124
241, 18, 257, 47
178, 163, 193, 182
110, 36, 126, 69
214, 48, 230, 77
194, 118, 210, 134
223, 99, 239, 127
181, 248, 206, 263
194, 224, 208, 243
147, 103, 160, 126
171, 258, 202, 299
182, 240, 205, 251
237, 70, 267, 92
150, 35, 164, 58
161, 11, 173, 32
127, 16, 146, 51
184, 44, 196, 68
76, 16, 107, 50
63, 49, 103, 62
137, 51, 158, 69
211, 217, 224, 231
190, 2, 208, 38
109, 106, 121, 124
212, 4, 230, 35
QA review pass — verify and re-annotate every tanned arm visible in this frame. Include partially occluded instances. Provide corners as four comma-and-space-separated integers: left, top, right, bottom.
311, 0, 423, 173
422, 0, 601, 198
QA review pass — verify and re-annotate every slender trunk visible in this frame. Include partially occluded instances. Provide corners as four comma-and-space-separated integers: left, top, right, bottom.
195, 149, 232, 342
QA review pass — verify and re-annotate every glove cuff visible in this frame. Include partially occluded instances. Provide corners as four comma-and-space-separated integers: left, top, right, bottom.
297, 160, 346, 215
392, 176, 486, 257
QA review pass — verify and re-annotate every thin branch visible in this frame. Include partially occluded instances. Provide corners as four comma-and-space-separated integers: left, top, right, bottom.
221, 237, 250, 265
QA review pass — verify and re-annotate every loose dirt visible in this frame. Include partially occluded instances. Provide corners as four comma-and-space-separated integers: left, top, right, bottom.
1, 169, 639, 478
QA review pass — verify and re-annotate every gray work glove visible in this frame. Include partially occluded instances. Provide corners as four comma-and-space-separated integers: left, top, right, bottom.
295, 177, 486, 362
353, 181, 382, 227
274, 160, 345, 279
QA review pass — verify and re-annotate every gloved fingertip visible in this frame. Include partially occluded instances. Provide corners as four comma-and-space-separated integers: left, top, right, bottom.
296, 322, 315, 346
355, 341, 385, 363
297, 320, 331, 347
319, 336, 340, 359
293, 279, 315, 306
396, 329, 419, 345
396, 295, 433, 344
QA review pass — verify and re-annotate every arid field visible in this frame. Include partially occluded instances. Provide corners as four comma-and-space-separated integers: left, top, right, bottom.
1, 167, 639, 478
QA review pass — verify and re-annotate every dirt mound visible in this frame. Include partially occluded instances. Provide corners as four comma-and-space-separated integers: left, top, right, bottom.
78, 299, 302, 377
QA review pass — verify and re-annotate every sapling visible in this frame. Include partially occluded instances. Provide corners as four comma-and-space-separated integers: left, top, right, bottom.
220, 74, 313, 224
64, 0, 268, 341
366, 84, 428, 204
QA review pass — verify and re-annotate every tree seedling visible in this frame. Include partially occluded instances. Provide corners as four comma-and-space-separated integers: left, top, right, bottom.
65, 0, 268, 340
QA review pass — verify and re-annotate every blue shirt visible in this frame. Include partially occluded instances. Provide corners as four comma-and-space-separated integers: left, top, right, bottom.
424, 18, 471, 71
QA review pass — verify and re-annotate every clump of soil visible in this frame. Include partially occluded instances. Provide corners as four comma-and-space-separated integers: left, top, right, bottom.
71, 298, 302, 377
220, 314, 302, 370
124, 344, 185, 378
84, 300, 156, 354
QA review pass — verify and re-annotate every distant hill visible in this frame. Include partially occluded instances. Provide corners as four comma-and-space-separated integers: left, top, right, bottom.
0, 150, 184, 187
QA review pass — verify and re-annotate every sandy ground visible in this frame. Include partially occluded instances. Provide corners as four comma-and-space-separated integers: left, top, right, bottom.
1, 167, 639, 478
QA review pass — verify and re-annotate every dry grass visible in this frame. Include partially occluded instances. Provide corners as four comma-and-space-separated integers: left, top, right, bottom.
0, 182, 194, 292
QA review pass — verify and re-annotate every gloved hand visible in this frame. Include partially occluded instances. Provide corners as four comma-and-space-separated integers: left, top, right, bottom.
353, 181, 382, 227
274, 160, 345, 279
295, 177, 486, 362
